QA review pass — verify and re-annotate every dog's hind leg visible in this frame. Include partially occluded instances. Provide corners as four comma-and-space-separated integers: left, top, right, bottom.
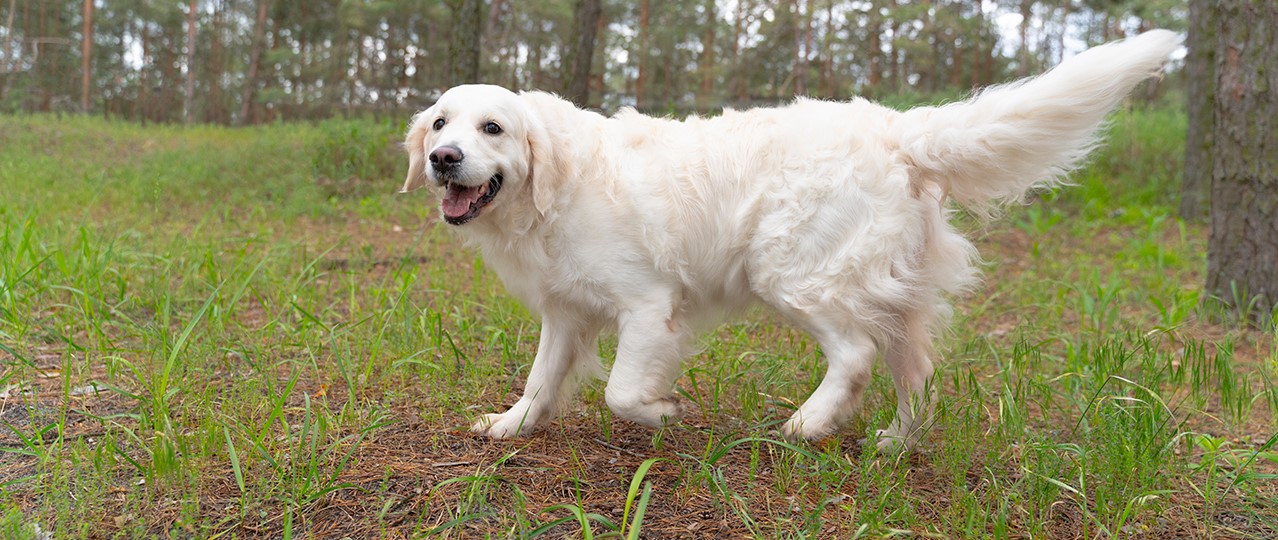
604, 302, 689, 428
472, 312, 601, 438
776, 313, 878, 442
875, 308, 937, 451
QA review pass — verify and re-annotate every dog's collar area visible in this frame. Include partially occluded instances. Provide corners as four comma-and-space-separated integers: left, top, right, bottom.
442, 174, 503, 225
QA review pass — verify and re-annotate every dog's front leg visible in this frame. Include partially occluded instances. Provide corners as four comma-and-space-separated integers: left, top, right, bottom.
604, 303, 688, 428
472, 312, 600, 438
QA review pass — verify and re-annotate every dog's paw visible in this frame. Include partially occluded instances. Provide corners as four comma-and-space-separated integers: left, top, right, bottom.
780, 412, 835, 442
873, 427, 920, 453
471, 411, 539, 439
609, 396, 683, 428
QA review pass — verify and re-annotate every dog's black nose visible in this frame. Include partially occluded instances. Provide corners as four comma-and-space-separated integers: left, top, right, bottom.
429, 145, 464, 171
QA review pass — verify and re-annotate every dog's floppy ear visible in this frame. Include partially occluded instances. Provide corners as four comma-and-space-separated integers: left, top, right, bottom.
521, 92, 574, 216
401, 110, 431, 193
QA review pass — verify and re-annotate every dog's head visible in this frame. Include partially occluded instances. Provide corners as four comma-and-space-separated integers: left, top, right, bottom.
402, 84, 571, 226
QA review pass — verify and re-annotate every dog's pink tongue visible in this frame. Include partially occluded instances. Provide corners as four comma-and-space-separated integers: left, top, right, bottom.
442, 185, 482, 218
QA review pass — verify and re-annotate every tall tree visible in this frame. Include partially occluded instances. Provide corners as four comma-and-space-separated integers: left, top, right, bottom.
1018, 0, 1032, 76
561, 0, 600, 106
1, 0, 14, 101
80, 0, 92, 113
1180, 0, 1216, 221
867, 0, 883, 91
730, 0, 746, 103
1206, 0, 1278, 317
697, 0, 715, 109
636, 0, 649, 107
447, 0, 482, 86
183, 0, 196, 123
792, 0, 809, 96
238, 0, 269, 125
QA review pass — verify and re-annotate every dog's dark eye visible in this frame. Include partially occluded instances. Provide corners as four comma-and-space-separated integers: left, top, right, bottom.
432, 118, 445, 130
483, 122, 502, 135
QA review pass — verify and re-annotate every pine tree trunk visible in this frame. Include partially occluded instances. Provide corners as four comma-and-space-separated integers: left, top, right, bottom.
0, 0, 14, 102
1207, 0, 1278, 316
80, 0, 93, 113
822, 0, 834, 97
562, 0, 601, 106
732, 0, 746, 103
793, 0, 810, 96
887, 0, 899, 92
867, 1, 882, 91
1180, 0, 1216, 221
139, 23, 149, 125
184, 0, 197, 124
208, 0, 224, 124
448, 0, 482, 87
1018, 0, 1032, 77
239, 0, 269, 125
697, 0, 715, 109
636, 0, 649, 108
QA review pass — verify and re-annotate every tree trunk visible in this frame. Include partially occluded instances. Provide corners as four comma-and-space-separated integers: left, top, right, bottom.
562, 0, 601, 106
0, 0, 14, 101
867, 0, 882, 91
970, 0, 986, 87
184, 0, 197, 124
1207, 0, 1278, 317
1181, 0, 1216, 221
697, 0, 715, 109
80, 0, 93, 113
793, 0, 810, 96
821, 0, 834, 97
636, 0, 649, 108
590, 11, 606, 108
139, 22, 149, 125
448, 0, 482, 86
1058, 0, 1070, 64
1018, 0, 1032, 77
239, 0, 270, 125
887, 0, 900, 92
732, 0, 746, 103
207, 0, 225, 123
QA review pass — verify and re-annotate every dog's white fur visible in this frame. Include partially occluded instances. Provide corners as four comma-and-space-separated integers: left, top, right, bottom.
402, 30, 1179, 449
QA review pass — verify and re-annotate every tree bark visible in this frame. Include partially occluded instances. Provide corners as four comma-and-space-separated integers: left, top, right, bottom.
886, 0, 900, 92
867, 0, 882, 91
207, 0, 225, 123
1180, 0, 1216, 221
139, 22, 149, 124
636, 0, 649, 108
1, 0, 13, 73
184, 0, 197, 124
239, 0, 270, 125
1018, 0, 1032, 77
447, 0, 482, 87
793, 0, 810, 96
80, 0, 93, 113
697, 0, 715, 109
821, 0, 834, 96
562, 0, 601, 106
732, 0, 746, 103
1207, 0, 1278, 316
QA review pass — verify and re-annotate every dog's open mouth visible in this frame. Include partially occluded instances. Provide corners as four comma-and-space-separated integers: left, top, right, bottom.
441, 174, 503, 225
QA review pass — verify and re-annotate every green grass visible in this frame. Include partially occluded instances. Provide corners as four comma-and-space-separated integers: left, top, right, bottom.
0, 108, 1275, 538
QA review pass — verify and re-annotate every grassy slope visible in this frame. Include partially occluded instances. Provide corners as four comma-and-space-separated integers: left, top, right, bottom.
0, 110, 1274, 539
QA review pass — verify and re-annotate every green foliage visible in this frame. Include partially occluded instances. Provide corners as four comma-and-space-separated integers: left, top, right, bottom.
310, 117, 407, 199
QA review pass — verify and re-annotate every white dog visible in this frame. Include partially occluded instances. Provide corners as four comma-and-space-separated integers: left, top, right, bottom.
401, 31, 1179, 449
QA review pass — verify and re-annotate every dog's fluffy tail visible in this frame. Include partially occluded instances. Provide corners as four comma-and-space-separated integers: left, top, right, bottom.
896, 29, 1180, 217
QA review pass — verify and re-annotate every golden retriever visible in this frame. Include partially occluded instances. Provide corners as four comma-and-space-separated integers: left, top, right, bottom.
401, 30, 1179, 449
